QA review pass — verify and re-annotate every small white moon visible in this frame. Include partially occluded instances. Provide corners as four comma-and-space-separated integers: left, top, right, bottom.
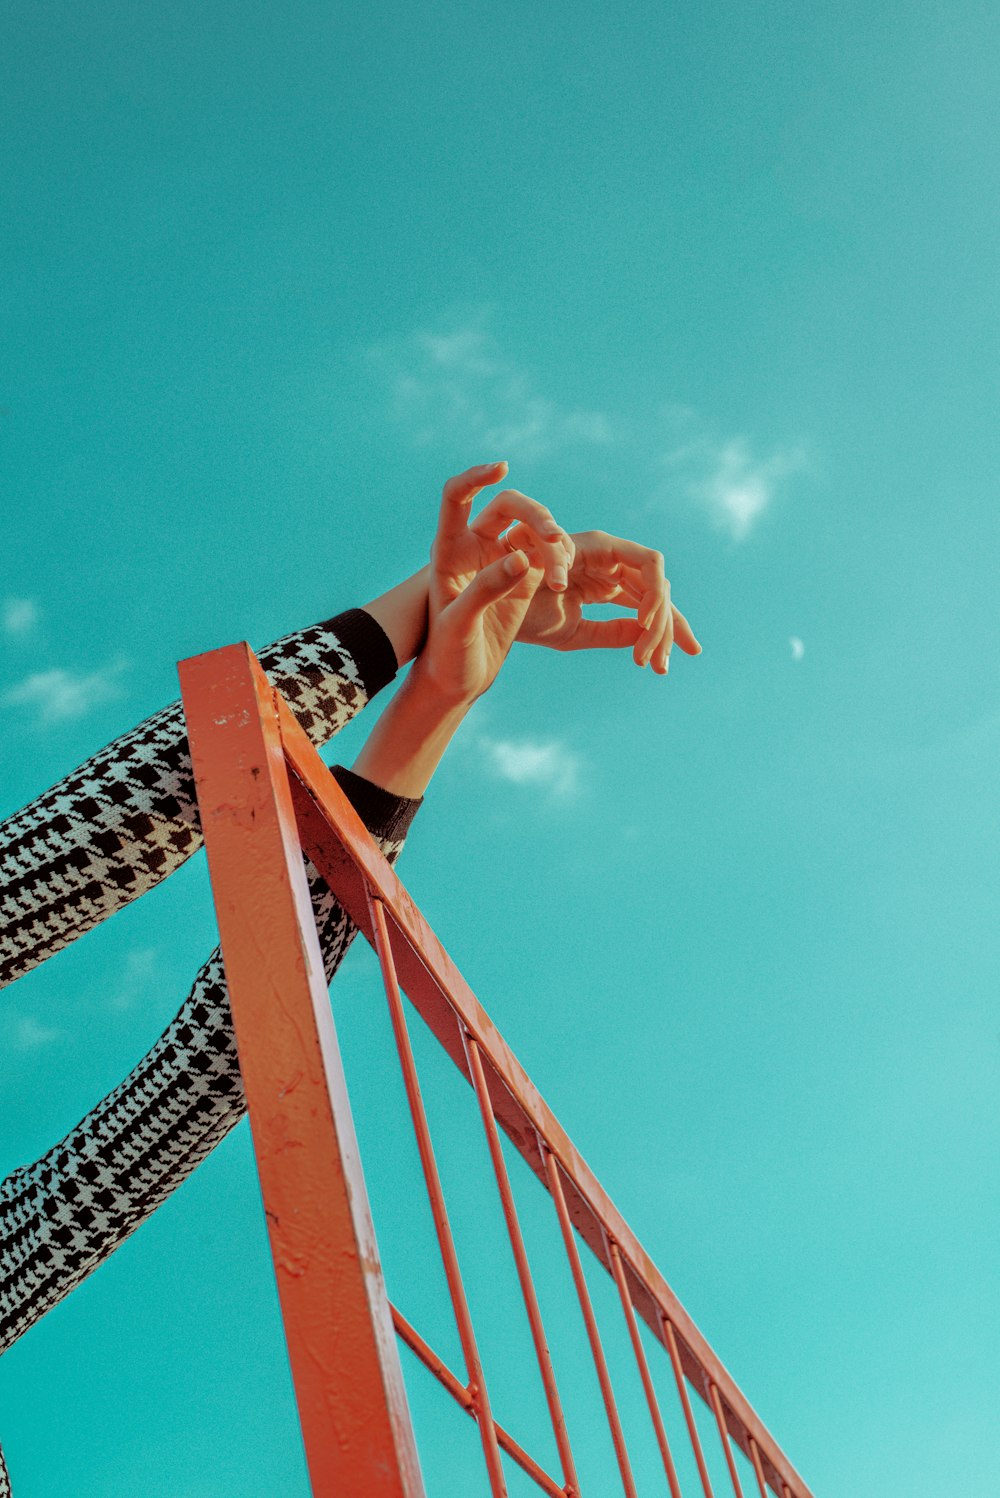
790, 636, 805, 661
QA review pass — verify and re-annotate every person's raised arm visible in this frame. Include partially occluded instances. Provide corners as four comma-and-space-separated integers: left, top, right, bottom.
0, 461, 576, 991
359, 564, 431, 669
0, 482, 553, 1365
353, 459, 579, 798
0, 601, 401, 987
355, 548, 542, 798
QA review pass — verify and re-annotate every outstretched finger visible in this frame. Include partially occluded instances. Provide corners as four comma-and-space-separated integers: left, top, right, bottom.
580, 565, 695, 662
472, 491, 575, 590
650, 604, 676, 674
672, 606, 703, 655
634, 580, 673, 669
436, 461, 509, 555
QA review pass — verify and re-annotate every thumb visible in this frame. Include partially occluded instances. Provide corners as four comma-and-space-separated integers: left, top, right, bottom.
447, 550, 540, 637
569, 616, 645, 651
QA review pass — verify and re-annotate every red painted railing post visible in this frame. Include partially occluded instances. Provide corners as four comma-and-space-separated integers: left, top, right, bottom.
180, 643, 424, 1498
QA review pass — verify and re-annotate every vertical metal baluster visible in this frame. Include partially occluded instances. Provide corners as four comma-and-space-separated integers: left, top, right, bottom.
709, 1381, 745, 1497
747, 1435, 769, 1497
608, 1241, 683, 1498
370, 895, 507, 1497
661, 1314, 715, 1498
465, 1034, 581, 1496
543, 1142, 638, 1498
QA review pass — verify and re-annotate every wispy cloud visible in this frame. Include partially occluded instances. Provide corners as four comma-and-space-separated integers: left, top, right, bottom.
366, 308, 813, 543
10, 1014, 63, 1050
789, 636, 805, 661
476, 732, 583, 798
2, 662, 127, 725
2, 597, 40, 635
662, 423, 808, 542
109, 946, 159, 1012
365, 308, 614, 461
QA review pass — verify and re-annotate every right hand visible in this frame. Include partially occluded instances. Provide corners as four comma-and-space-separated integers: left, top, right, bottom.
419, 545, 545, 706
429, 462, 576, 618
419, 462, 575, 703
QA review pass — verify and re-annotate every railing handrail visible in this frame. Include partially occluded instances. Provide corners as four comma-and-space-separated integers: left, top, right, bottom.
180, 641, 813, 1498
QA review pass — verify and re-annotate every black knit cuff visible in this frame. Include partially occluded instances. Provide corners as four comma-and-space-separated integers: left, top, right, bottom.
331, 765, 423, 844
318, 608, 399, 699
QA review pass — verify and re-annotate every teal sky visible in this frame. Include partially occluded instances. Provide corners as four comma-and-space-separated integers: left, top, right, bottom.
2, 2, 999, 1493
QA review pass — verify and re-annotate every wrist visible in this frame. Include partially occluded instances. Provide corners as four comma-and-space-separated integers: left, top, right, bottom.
361, 566, 431, 669
404, 655, 479, 717
351, 658, 474, 800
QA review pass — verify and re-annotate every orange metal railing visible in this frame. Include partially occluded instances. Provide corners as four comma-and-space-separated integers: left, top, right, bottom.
179, 641, 814, 1498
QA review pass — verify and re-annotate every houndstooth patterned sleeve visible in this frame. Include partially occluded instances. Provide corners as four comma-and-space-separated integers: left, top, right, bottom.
0, 769, 421, 1370
0, 608, 399, 990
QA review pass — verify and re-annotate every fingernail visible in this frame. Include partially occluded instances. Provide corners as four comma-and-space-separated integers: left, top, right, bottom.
663, 654, 671, 674
551, 566, 568, 589
505, 550, 527, 574
544, 522, 563, 536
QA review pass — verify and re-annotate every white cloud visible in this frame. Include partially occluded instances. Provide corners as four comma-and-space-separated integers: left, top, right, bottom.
3, 663, 126, 724
660, 412, 809, 542
366, 309, 614, 462
790, 636, 805, 661
109, 946, 159, 1012
690, 439, 807, 541
11, 1014, 63, 1050
419, 326, 500, 375
366, 309, 813, 541
3, 597, 40, 635
477, 733, 582, 798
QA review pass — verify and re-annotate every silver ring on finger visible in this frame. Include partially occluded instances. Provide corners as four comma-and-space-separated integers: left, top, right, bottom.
500, 528, 518, 554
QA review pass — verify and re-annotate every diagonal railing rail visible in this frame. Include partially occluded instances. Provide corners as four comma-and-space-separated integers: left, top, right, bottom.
179, 640, 814, 1498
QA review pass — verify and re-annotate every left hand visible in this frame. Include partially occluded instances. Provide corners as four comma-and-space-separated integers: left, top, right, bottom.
512, 529, 702, 674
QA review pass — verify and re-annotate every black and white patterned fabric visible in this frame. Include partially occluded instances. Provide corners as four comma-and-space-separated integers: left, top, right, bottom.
0, 610, 421, 1494
0, 607, 397, 990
